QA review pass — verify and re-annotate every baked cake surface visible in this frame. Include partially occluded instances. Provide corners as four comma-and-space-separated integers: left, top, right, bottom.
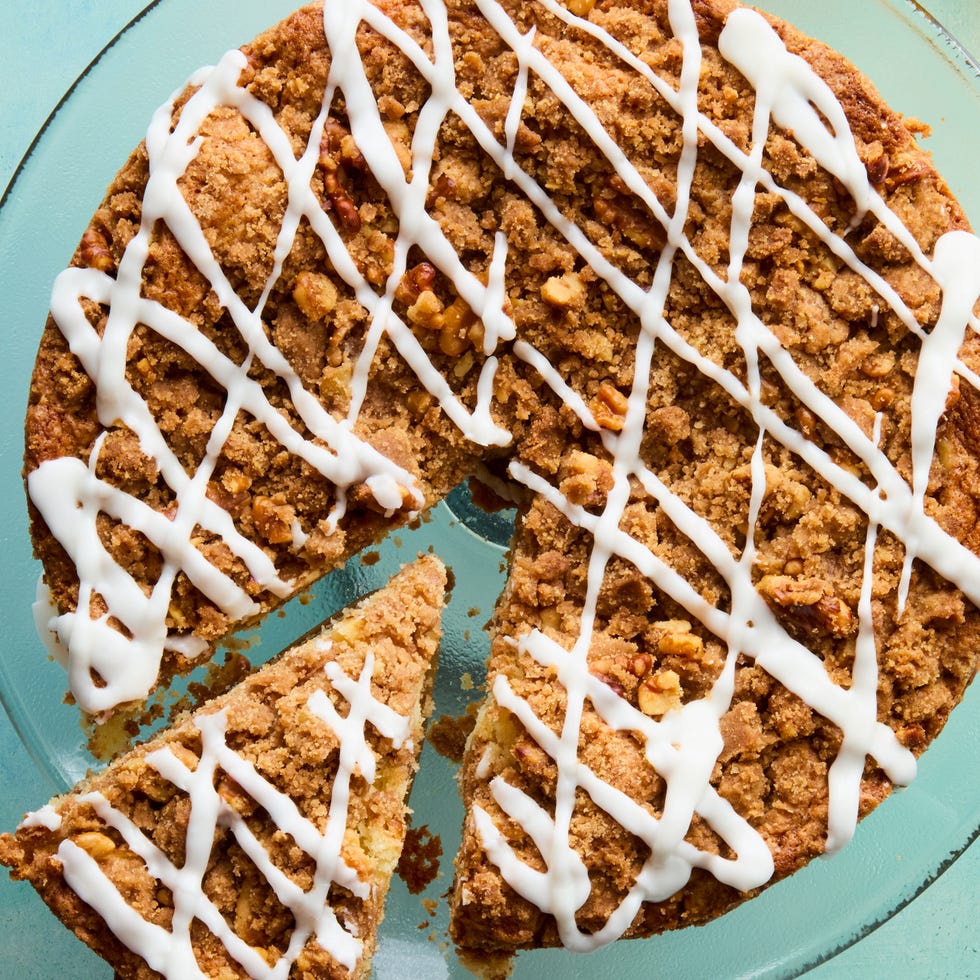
0, 556, 446, 978
19, 0, 980, 970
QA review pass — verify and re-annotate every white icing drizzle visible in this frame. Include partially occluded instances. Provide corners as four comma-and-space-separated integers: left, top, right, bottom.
32, 578, 68, 668
290, 519, 310, 551
719, 9, 875, 222
26, 0, 980, 955
54, 649, 410, 977
19, 804, 62, 832
899, 231, 980, 611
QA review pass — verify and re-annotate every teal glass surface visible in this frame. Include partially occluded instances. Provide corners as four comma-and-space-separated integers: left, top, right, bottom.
0, 2, 977, 977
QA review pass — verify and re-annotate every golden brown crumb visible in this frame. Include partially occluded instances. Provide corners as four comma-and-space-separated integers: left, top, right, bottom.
428, 708, 478, 765
396, 824, 443, 895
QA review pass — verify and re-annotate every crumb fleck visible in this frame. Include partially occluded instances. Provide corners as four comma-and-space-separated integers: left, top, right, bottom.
427, 709, 478, 764
396, 824, 442, 894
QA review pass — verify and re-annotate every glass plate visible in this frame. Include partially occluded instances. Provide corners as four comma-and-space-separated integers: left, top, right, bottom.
0, 1, 977, 977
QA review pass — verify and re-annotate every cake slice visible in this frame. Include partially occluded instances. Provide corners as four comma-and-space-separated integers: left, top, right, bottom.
0, 555, 446, 980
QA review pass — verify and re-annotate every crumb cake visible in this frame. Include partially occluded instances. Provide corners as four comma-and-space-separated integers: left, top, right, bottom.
0, 555, 447, 978
18, 0, 980, 971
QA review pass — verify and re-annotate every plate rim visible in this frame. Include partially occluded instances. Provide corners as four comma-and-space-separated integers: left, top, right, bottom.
0, 1, 978, 976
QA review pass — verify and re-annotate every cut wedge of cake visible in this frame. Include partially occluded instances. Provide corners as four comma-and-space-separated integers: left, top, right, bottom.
0, 555, 446, 979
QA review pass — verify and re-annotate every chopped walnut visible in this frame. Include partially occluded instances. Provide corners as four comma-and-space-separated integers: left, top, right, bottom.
638, 669, 683, 717
217, 774, 257, 816
794, 405, 817, 439
319, 120, 364, 233
860, 140, 889, 185
872, 387, 895, 410
558, 450, 614, 508
322, 117, 367, 172
395, 262, 437, 306
440, 322, 470, 358
541, 271, 586, 310
426, 171, 458, 208
588, 632, 646, 699
221, 468, 252, 495
887, 152, 931, 188
590, 658, 625, 697
384, 119, 414, 173
73, 832, 116, 861
80, 228, 115, 273
322, 168, 361, 233
650, 618, 689, 636
319, 361, 353, 413
407, 290, 445, 331
590, 381, 630, 431
440, 293, 479, 356
759, 463, 811, 523
347, 481, 416, 516
363, 232, 395, 286
167, 602, 188, 629
647, 619, 706, 660
859, 351, 895, 379
454, 350, 477, 378
292, 271, 338, 321
251, 495, 297, 546
658, 629, 704, 659
757, 574, 855, 638
406, 389, 434, 416
513, 735, 552, 776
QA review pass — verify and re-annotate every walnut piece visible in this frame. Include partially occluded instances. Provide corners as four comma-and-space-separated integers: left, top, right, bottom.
252, 495, 297, 546
757, 574, 855, 638
558, 450, 614, 507
590, 382, 630, 431
292, 271, 338, 321
541, 272, 586, 310
80, 228, 115, 273
638, 669, 683, 717
73, 832, 116, 861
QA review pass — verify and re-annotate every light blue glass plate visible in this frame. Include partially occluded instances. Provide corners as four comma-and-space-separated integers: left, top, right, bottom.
0, 2, 977, 977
